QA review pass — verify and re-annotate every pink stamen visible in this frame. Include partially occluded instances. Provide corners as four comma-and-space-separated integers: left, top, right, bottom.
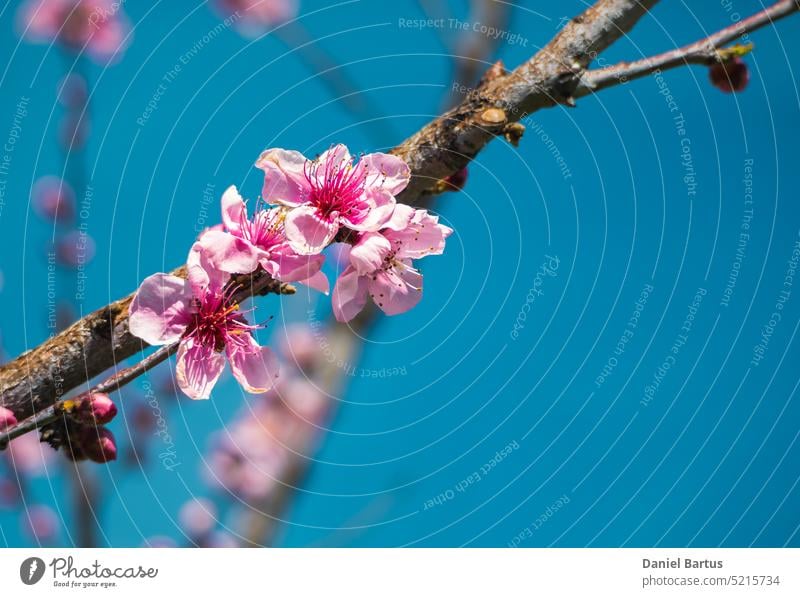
304, 150, 369, 223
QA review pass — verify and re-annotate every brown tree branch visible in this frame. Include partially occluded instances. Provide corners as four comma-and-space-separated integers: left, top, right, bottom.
1, 0, 797, 440
580, 0, 800, 94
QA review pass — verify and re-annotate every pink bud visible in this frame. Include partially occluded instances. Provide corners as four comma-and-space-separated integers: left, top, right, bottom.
80, 427, 117, 463
709, 57, 750, 93
75, 393, 117, 425
0, 406, 17, 430
444, 167, 469, 191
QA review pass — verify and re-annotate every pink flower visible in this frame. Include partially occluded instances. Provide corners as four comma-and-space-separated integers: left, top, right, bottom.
256, 144, 410, 255
197, 186, 328, 292
72, 393, 117, 425
128, 245, 279, 400
18, 0, 130, 63
332, 205, 452, 322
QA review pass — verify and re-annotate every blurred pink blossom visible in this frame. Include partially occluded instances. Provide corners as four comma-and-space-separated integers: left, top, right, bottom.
18, 0, 130, 63
178, 497, 218, 538
22, 504, 59, 544
215, 0, 298, 37
32, 176, 75, 224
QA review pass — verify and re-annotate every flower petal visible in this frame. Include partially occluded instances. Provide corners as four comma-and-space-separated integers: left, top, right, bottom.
129, 273, 191, 345
368, 261, 423, 316
175, 340, 226, 400
196, 229, 260, 275
255, 148, 309, 206
383, 203, 415, 231
349, 232, 391, 275
284, 205, 338, 255
317, 143, 351, 172
227, 337, 280, 394
387, 209, 453, 259
221, 185, 247, 234
345, 188, 396, 231
298, 270, 330, 295
332, 265, 369, 322
362, 152, 411, 195
187, 239, 231, 295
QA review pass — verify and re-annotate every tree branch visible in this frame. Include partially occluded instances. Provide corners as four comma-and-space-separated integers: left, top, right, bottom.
580, 0, 800, 94
1, 0, 797, 436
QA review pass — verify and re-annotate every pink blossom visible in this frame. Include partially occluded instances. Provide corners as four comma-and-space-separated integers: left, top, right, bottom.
128, 244, 279, 400
18, 0, 130, 63
256, 145, 410, 255
332, 205, 452, 322
277, 323, 318, 369
197, 186, 328, 292
214, 0, 298, 36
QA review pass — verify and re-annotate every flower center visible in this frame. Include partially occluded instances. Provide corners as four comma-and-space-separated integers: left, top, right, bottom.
304, 154, 368, 222
183, 287, 260, 352
240, 203, 285, 250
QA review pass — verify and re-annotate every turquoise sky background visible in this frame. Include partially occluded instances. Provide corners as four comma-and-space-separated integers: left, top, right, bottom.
0, 0, 799, 547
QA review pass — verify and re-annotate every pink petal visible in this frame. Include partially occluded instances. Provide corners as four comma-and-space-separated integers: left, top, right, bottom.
175, 340, 226, 400
345, 188, 395, 231
187, 239, 231, 295
273, 250, 325, 283
362, 152, 411, 195
349, 232, 391, 275
284, 205, 338, 255
383, 203, 415, 231
388, 209, 453, 259
298, 270, 330, 295
221, 185, 246, 234
332, 266, 369, 322
227, 337, 279, 394
196, 229, 259, 275
129, 273, 191, 345
368, 262, 423, 316
255, 148, 309, 206
317, 144, 351, 172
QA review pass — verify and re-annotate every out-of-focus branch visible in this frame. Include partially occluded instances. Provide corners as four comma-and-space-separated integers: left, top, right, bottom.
580, 0, 800, 94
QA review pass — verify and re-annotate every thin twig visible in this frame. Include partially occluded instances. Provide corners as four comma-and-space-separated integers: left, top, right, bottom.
580, 0, 800, 94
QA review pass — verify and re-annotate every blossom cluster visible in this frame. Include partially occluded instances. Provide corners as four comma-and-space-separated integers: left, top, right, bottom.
129, 145, 452, 400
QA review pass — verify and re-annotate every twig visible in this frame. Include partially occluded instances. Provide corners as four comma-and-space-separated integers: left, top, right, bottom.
580, 0, 800, 94
0, 343, 177, 448
2, 0, 798, 443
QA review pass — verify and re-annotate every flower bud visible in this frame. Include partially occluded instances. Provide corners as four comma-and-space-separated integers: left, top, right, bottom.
709, 57, 750, 93
74, 393, 117, 425
80, 427, 117, 463
442, 167, 469, 192
0, 407, 17, 430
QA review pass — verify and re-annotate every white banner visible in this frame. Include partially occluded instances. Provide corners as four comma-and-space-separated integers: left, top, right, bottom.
0, 548, 796, 596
